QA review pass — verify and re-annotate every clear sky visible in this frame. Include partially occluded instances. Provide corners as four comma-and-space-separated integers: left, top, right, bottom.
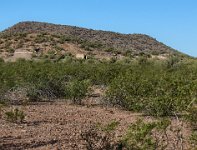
0, 0, 197, 57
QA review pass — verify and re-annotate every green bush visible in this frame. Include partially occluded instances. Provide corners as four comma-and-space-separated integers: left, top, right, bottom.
34, 34, 49, 43
5, 108, 25, 123
0, 103, 5, 119
122, 119, 172, 150
81, 120, 120, 150
0, 57, 196, 117
122, 119, 157, 150
105, 47, 114, 52
185, 106, 197, 130
190, 131, 197, 148
106, 61, 197, 116
97, 120, 120, 133
67, 80, 90, 104
166, 56, 181, 69
0, 58, 4, 63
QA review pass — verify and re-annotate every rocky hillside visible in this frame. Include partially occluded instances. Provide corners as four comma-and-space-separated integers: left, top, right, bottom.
0, 21, 184, 61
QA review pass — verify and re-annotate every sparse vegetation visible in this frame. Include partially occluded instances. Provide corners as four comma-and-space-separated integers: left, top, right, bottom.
106, 58, 197, 116
0, 57, 196, 111
185, 106, 197, 130
121, 118, 186, 150
0, 103, 5, 119
189, 132, 197, 148
122, 119, 157, 150
0, 21, 196, 149
5, 108, 25, 123
81, 120, 120, 150
0, 21, 185, 58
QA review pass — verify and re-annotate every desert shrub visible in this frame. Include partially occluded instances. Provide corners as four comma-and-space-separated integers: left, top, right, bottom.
0, 103, 5, 119
26, 86, 41, 102
106, 61, 197, 116
4, 41, 12, 49
97, 120, 120, 133
0, 39, 3, 44
166, 56, 181, 69
122, 119, 157, 150
121, 119, 186, 150
67, 80, 90, 104
80, 41, 103, 51
57, 35, 74, 43
137, 56, 149, 65
5, 108, 25, 123
0, 57, 196, 111
16, 40, 23, 48
47, 49, 56, 55
58, 36, 66, 44
122, 50, 133, 57
81, 121, 120, 150
151, 51, 160, 55
81, 119, 186, 150
144, 96, 176, 117
88, 42, 103, 49
26, 75, 70, 101
0, 58, 126, 94
189, 131, 197, 148
105, 47, 114, 52
34, 34, 48, 43
185, 106, 197, 130
145, 77, 196, 116
53, 45, 62, 51
8, 48, 14, 53
0, 58, 4, 63
12, 33, 27, 40
109, 57, 117, 63
105, 68, 158, 111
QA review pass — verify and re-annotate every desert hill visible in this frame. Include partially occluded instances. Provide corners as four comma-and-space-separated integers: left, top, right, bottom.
0, 21, 184, 61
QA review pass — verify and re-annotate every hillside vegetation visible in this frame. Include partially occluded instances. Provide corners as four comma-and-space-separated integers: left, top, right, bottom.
0, 57, 197, 149
0, 22, 196, 149
0, 56, 196, 115
0, 21, 187, 61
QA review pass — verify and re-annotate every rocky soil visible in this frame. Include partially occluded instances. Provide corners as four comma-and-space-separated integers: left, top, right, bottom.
0, 102, 139, 150
0, 102, 192, 150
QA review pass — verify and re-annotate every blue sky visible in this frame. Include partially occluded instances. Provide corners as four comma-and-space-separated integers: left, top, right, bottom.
1, 0, 197, 57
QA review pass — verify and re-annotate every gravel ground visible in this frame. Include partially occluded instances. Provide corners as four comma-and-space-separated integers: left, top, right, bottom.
0, 102, 141, 150
0, 102, 191, 150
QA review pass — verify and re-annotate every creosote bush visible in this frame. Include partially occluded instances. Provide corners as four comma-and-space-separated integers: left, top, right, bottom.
0, 103, 5, 119
190, 131, 197, 148
81, 118, 187, 150
121, 118, 186, 150
67, 80, 91, 104
0, 57, 196, 116
185, 106, 197, 130
5, 108, 25, 123
106, 59, 197, 116
122, 119, 157, 150
81, 120, 120, 150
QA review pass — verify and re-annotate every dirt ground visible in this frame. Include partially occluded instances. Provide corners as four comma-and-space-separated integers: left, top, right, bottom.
0, 102, 140, 150
0, 102, 192, 150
